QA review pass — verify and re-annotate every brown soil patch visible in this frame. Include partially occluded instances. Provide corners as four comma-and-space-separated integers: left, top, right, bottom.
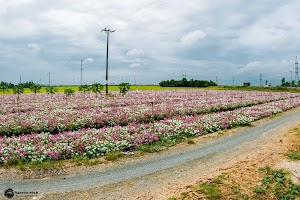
170, 121, 300, 199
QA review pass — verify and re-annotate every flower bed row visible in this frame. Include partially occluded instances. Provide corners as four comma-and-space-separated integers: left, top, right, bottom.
1, 91, 298, 136
0, 90, 297, 114
1, 97, 300, 164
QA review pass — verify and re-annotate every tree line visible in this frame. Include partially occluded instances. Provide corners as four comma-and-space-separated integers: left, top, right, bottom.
159, 78, 217, 87
0, 81, 43, 89
281, 78, 300, 87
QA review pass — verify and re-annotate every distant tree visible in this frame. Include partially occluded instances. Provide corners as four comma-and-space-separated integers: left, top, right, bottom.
30, 83, 42, 94
13, 84, 24, 97
281, 78, 290, 87
13, 84, 24, 113
23, 81, 35, 88
45, 86, 58, 95
8, 83, 14, 88
91, 83, 103, 98
159, 78, 217, 87
118, 83, 130, 95
78, 84, 91, 96
0, 82, 9, 95
64, 88, 75, 97
292, 80, 295, 87
281, 78, 285, 86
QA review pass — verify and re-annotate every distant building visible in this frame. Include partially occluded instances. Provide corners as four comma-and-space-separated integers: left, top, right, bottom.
243, 82, 250, 86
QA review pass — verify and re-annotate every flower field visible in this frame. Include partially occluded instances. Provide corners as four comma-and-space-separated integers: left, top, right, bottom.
0, 90, 300, 164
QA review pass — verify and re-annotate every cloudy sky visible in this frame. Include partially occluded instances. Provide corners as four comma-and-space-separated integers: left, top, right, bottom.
1, 0, 299, 86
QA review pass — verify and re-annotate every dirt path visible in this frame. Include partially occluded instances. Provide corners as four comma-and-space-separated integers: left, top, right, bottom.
0, 107, 300, 200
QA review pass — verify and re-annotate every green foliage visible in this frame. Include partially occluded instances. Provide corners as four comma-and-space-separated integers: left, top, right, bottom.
13, 84, 24, 95
186, 138, 195, 144
91, 83, 103, 97
0, 81, 9, 95
159, 78, 218, 87
30, 83, 42, 94
287, 151, 300, 160
118, 82, 130, 95
197, 182, 222, 199
136, 140, 178, 153
78, 84, 91, 94
105, 152, 123, 161
253, 167, 300, 199
64, 88, 75, 97
0, 81, 14, 89
19, 81, 36, 88
281, 78, 291, 87
45, 86, 58, 94
70, 157, 102, 166
180, 192, 188, 199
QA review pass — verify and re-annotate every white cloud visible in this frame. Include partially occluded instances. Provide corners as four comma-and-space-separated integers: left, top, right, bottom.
0, 0, 299, 85
181, 30, 207, 46
39, 9, 97, 34
27, 43, 41, 51
129, 63, 141, 68
85, 57, 94, 63
126, 49, 144, 57
0, 19, 38, 38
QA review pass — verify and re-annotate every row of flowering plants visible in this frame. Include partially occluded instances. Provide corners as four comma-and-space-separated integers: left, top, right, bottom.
0, 91, 298, 136
0, 90, 297, 114
1, 96, 300, 164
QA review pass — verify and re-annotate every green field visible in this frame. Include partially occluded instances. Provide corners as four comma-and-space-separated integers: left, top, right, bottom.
1, 85, 300, 95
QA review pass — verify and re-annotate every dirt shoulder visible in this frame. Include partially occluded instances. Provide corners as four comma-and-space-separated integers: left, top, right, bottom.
169, 117, 300, 199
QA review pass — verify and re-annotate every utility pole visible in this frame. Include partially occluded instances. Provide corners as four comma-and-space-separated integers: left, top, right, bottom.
48, 72, 51, 86
80, 58, 83, 86
291, 71, 293, 87
216, 76, 218, 85
232, 76, 234, 86
295, 56, 299, 87
101, 28, 116, 95
260, 73, 262, 87
19, 75, 21, 84
134, 77, 137, 90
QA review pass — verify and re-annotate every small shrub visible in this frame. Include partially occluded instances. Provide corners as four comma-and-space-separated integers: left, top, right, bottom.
287, 151, 300, 160
187, 138, 195, 144
197, 182, 222, 199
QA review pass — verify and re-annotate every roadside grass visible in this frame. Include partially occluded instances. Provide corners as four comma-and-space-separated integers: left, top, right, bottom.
136, 139, 179, 153
287, 151, 300, 160
286, 124, 300, 160
253, 166, 300, 199
195, 174, 225, 200
105, 151, 124, 161
186, 138, 195, 144
1, 156, 105, 172
169, 167, 300, 200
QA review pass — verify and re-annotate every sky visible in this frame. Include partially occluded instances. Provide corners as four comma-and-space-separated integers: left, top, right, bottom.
1, 0, 300, 86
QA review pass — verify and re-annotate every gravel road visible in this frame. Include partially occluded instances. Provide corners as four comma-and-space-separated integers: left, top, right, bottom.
1, 108, 300, 199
